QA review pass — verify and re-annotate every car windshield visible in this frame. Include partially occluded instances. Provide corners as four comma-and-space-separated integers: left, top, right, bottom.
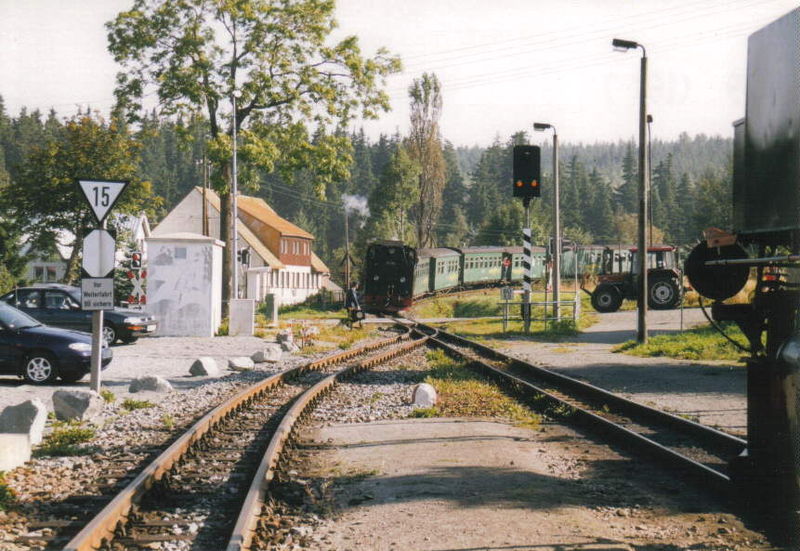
0, 302, 42, 329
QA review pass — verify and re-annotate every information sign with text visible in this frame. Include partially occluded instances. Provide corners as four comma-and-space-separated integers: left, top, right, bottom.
81, 278, 114, 310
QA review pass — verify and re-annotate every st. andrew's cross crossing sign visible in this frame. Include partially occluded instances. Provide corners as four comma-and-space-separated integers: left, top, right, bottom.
78, 179, 129, 225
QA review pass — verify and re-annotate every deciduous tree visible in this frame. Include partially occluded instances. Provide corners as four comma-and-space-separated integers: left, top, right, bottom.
407, 73, 445, 248
6, 113, 157, 282
107, 0, 400, 309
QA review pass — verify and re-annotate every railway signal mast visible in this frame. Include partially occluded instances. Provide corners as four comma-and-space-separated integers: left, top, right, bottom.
512, 144, 541, 332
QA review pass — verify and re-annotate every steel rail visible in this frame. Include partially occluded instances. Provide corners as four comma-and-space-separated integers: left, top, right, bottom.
418, 324, 739, 493
225, 328, 430, 551
423, 323, 745, 456
62, 327, 411, 551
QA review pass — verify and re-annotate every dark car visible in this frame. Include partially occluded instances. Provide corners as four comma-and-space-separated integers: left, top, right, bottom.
0, 301, 112, 384
0, 285, 157, 345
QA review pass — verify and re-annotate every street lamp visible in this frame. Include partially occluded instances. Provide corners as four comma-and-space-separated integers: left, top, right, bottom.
612, 37, 649, 344
533, 122, 560, 322
231, 89, 242, 300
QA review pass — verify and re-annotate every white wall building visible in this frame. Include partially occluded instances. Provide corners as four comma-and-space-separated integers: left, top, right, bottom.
145, 233, 224, 337
152, 187, 334, 305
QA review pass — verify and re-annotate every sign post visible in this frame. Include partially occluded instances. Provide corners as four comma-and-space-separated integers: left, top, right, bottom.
77, 179, 129, 392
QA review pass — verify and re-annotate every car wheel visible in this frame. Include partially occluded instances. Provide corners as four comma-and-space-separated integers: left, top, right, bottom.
23, 352, 59, 384
649, 278, 681, 310
591, 285, 623, 313
59, 370, 86, 383
103, 323, 118, 346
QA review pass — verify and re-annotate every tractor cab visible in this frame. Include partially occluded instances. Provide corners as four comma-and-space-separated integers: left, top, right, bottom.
590, 245, 682, 312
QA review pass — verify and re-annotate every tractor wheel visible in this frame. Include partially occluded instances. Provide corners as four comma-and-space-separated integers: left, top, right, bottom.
649, 278, 681, 310
591, 285, 623, 313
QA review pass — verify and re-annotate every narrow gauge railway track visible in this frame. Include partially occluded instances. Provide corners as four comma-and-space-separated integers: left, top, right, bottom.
415, 322, 746, 494
22, 325, 425, 551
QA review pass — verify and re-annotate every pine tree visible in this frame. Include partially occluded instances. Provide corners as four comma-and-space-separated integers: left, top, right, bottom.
615, 142, 638, 214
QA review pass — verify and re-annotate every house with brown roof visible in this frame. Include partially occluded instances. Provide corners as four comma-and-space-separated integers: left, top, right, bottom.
152, 187, 332, 305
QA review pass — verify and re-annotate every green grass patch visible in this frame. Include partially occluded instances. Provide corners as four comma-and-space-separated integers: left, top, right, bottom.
410, 407, 439, 418
0, 472, 16, 511
419, 349, 540, 427
297, 325, 377, 356
279, 306, 346, 320
100, 389, 116, 403
277, 291, 346, 321
437, 314, 591, 346
162, 414, 175, 430
613, 322, 748, 362
35, 422, 96, 457
121, 398, 156, 411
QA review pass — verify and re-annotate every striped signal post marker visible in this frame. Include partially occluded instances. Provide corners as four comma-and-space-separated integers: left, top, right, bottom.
522, 198, 532, 333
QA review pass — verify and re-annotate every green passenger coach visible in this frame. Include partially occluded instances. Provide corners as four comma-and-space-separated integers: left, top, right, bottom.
418, 248, 461, 292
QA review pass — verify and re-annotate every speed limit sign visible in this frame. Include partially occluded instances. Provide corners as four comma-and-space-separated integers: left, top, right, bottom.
77, 179, 129, 225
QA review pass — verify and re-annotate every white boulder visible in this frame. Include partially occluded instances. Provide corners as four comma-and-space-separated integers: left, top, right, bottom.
280, 341, 300, 353
0, 399, 47, 445
412, 383, 437, 408
189, 357, 220, 377
52, 390, 105, 422
129, 375, 173, 393
0, 433, 31, 471
251, 345, 282, 363
228, 357, 255, 371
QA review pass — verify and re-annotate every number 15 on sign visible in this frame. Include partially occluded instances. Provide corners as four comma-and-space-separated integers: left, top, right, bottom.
77, 179, 129, 225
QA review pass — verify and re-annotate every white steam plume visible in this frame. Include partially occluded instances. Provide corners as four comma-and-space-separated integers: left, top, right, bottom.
342, 194, 370, 217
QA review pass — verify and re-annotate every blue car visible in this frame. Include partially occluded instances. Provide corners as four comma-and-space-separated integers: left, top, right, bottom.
1, 285, 157, 345
0, 301, 112, 384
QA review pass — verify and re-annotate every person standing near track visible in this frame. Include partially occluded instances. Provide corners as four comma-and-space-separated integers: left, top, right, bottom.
345, 281, 363, 329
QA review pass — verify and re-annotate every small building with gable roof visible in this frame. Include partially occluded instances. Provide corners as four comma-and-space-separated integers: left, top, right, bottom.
152, 187, 333, 305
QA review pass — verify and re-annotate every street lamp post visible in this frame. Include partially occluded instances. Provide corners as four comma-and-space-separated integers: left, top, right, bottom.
612, 38, 649, 344
533, 122, 560, 322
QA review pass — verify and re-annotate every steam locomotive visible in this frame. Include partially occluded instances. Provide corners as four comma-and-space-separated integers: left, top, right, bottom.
361, 240, 629, 314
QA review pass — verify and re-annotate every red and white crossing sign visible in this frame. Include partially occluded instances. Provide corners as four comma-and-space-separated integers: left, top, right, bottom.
126, 270, 147, 305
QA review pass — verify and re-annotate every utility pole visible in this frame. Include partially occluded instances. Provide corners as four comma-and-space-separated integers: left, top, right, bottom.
344, 208, 351, 286
534, 123, 560, 323
202, 150, 209, 237
552, 130, 561, 321
637, 50, 649, 343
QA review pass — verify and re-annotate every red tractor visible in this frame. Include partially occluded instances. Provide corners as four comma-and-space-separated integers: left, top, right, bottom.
587, 245, 683, 313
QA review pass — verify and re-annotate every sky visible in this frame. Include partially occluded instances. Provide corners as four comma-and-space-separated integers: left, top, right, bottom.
1, 0, 798, 147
